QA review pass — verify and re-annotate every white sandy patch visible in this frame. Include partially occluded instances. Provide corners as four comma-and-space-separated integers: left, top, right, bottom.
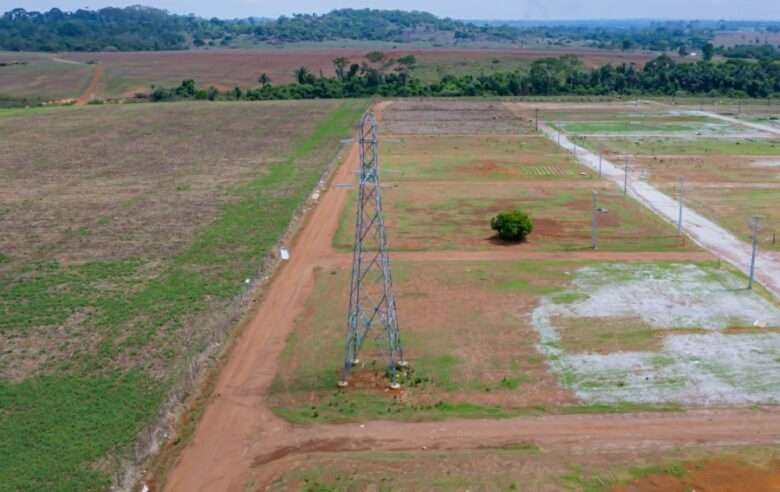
532, 263, 780, 406
752, 159, 780, 168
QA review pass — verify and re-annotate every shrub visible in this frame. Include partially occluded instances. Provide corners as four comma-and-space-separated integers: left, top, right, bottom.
491, 210, 533, 242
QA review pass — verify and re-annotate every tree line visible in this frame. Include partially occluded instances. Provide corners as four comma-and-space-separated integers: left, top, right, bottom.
0, 6, 250, 51
148, 54, 780, 103
0, 7, 529, 51
4, 5, 780, 53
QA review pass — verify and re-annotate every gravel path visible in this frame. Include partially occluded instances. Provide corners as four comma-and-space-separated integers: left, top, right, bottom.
539, 122, 780, 300
688, 110, 780, 137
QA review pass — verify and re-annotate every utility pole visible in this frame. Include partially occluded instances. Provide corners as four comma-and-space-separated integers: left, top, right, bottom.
623, 157, 629, 195
592, 190, 599, 249
535, 108, 539, 132
748, 215, 763, 290
598, 152, 603, 178
677, 178, 684, 235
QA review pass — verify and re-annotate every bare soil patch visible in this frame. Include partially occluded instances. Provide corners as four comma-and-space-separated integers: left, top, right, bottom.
615, 458, 780, 492
382, 99, 531, 134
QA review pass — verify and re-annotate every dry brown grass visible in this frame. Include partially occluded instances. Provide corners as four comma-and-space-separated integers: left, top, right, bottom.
0, 100, 356, 380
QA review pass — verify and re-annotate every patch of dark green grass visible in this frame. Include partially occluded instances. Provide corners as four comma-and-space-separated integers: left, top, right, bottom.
273, 390, 537, 425
0, 372, 164, 492
562, 402, 684, 414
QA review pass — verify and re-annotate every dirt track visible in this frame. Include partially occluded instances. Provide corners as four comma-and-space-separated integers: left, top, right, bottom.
162, 108, 365, 491
161, 102, 780, 491
75, 64, 102, 105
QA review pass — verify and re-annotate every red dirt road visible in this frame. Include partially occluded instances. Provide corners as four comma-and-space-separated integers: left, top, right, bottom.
75, 64, 102, 105
160, 103, 780, 492
162, 108, 365, 491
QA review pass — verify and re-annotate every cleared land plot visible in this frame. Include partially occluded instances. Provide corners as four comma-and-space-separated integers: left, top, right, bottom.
634, 154, 780, 185
336, 105, 693, 252
269, 258, 581, 424
549, 108, 780, 251
0, 100, 367, 490
382, 99, 531, 135
582, 136, 780, 156
336, 181, 692, 252
378, 134, 585, 182
269, 445, 780, 492
679, 187, 780, 249
534, 262, 780, 406
269, 259, 780, 425
549, 112, 764, 138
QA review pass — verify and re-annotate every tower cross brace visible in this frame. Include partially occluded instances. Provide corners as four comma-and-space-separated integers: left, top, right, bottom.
339, 112, 405, 388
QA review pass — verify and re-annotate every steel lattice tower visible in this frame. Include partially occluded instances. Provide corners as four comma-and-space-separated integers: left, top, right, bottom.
338, 112, 405, 389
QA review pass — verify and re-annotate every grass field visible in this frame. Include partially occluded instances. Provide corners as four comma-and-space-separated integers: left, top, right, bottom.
0, 52, 93, 101
0, 99, 367, 490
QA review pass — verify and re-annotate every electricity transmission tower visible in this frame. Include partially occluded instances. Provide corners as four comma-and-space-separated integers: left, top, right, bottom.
339, 112, 405, 389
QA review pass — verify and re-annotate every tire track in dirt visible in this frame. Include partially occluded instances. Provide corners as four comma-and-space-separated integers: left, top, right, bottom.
75, 64, 102, 105
248, 407, 780, 488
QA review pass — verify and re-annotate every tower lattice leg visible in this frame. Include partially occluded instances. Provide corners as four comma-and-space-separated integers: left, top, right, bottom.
339, 112, 405, 388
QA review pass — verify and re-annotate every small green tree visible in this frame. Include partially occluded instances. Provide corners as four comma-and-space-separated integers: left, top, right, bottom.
366, 51, 386, 63
702, 43, 714, 61
258, 73, 271, 87
491, 210, 533, 242
398, 54, 417, 67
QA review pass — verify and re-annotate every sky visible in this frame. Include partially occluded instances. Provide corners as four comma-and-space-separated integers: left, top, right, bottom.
3, 0, 779, 20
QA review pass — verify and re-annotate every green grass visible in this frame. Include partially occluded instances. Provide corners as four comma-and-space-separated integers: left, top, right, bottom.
0, 106, 67, 118
584, 136, 780, 156
0, 372, 164, 492
554, 120, 701, 134
272, 391, 526, 425
561, 402, 684, 414
0, 100, 368, 490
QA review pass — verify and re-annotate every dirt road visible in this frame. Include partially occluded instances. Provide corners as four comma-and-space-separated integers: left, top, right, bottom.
75, 64, 102, 105
162, 110, 365, 491
690, 110, 780, 137
248, 407, 780, 485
